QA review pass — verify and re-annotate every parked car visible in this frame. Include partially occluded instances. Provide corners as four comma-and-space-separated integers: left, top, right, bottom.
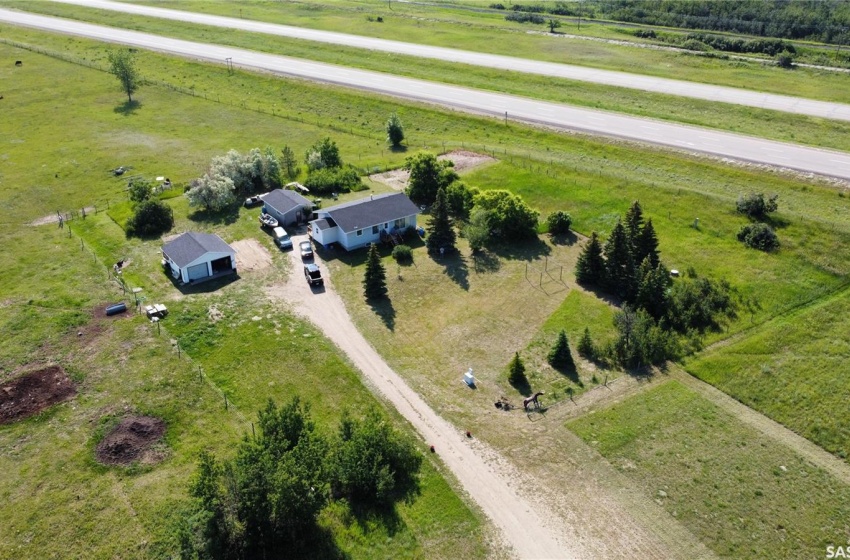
299, 240, 314, 260
244, 195, 263, 208
272, 226, 293, 250
304, 263, 323, 286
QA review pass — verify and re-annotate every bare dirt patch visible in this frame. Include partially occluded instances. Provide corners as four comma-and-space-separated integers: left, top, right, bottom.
232, 238, 272, 272
369, 150, 497, 191
95, 415, 166, 466
0, 366, 76, 424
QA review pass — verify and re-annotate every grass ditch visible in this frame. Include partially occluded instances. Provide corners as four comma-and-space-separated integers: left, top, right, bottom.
568, 380, 850, 558
3, 1, 850, 152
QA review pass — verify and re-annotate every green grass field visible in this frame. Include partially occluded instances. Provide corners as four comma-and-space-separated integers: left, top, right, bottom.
568, 380, 850, 558
3, 23, 850, 557
4, 1, 850, 152
0, 44, 489, 559
684, 285, 850, 461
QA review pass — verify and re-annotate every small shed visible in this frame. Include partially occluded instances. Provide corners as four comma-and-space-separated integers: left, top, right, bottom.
162, 232, 236, 284
262, 188, 314, 227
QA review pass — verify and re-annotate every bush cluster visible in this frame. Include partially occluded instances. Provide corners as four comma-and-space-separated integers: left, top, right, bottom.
738, 223, 780, 251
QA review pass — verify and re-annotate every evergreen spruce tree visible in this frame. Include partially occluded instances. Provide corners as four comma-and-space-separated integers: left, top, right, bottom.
604, 220, 637, 301
575, 231, 606, 286
507, 352, 528, 386
625, 200, 644, 250
363, 244, 388, 300
426, 186, 456, 254
635, 259, 672, 320
547, 330, 576, 371
636, 218, 660, 268
577, 327, 596, 359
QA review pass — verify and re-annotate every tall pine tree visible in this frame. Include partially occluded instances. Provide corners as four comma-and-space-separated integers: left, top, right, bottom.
426, 186, 456, 255
363, 244, 388, 300
604, 220, 636, 301
636, 218, 660, 268
575, 231, 606, 286
625, 201, 644, 250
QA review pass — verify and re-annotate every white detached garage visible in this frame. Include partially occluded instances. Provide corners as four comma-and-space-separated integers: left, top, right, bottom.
162, 232, 237, 284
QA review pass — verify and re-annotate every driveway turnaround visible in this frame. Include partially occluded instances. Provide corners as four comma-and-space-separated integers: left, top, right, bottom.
270, 236, 580, 559
46, 0, 850, 122
4, 9, 850, 181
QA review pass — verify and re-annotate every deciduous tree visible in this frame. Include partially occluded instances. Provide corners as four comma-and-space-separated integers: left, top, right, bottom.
404, 152, 458, 206
107, 49, 140, 103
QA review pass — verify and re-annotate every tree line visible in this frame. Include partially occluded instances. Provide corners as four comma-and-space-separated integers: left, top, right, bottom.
175, 397, 422, 559
494, 1, 850, 44
575, 201, 736, 368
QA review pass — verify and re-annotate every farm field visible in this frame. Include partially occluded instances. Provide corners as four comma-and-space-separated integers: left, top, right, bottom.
567, 380, 850, 558
684, 285, 850, 461
3, 1, 850, 152
2, 15, 850, 558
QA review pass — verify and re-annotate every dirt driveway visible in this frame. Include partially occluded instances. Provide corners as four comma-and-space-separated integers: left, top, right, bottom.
266, 233, 579, 559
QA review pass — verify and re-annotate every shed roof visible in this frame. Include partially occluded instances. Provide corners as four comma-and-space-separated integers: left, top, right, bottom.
263, 188, 313, 214
324, 193, 419, 234
162, 232, 234, 268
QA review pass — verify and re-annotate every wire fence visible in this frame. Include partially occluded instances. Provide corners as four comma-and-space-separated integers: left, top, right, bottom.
53, 220, 246, 419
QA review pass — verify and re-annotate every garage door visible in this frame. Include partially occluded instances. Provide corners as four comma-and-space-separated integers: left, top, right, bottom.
187, 263, 209, 281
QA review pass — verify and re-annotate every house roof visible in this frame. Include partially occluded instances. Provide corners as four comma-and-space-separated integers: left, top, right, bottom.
162, 232, 234, 268
324, 193, 419, 234
312, 218, 335, 231
263, 189, 313, 214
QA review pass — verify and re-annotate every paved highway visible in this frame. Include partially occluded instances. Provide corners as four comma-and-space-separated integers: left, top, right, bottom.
3, 9, 850, 181
45, 0, 850, 122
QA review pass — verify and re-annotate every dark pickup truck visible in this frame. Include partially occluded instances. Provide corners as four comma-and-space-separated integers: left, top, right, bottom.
303, 263, 323, 286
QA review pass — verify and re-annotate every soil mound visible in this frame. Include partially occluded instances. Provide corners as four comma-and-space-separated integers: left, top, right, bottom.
0, 366, 76, 424
96, 416, 166, 466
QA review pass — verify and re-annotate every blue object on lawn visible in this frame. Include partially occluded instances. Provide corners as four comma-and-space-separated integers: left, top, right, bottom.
105, 302, 127, 316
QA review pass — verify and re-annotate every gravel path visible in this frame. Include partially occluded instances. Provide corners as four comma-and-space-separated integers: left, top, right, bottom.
267, 233, 581, 559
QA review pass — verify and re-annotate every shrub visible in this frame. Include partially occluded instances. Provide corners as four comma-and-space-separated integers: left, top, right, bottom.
737, 223, 779, 251
776, 54, 795, 68
577, 327, 596, 359
546, 211, 572, 235
127, 178, 153, 203
736, 192, 779, 219
126, 199, 173, 238
392, 244, 412, 264
303, 167, 361, 195
472, 190, 539, 241
633, 29, 657, 39
386, 113, 404, 147
505, 12, 545, 24
489, 2, 505, 9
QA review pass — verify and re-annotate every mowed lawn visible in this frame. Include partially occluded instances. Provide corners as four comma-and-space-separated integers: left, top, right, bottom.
684, 285, 850, 461
568, 380, 850, 559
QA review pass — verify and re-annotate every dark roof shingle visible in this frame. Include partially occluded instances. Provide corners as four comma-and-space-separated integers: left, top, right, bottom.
325, 193, 419, 233
263, 189, 313, 214
162, 232, 234, 268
